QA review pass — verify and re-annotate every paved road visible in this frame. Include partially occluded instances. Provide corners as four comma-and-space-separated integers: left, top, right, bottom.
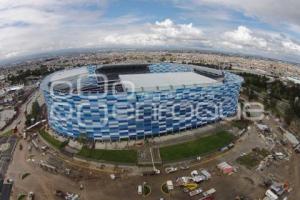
1, 89, 41, 135
291, 154, 300, 199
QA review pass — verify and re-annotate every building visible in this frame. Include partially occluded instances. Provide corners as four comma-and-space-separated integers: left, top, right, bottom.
40, 63, 243, 141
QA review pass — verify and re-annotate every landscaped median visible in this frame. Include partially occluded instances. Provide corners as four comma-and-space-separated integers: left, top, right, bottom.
39, 129, 68, 150
77, 146, 137, 164
160, 130, 235, 162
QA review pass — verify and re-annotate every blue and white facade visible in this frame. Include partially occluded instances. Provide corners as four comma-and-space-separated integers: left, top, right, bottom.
41, 63, 243, 141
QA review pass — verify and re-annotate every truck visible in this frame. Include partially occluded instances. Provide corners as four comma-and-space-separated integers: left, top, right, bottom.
189, 188, 203, 197
137, 185, 143, 195
166, 180, 174, 191
200, 169, 211, 179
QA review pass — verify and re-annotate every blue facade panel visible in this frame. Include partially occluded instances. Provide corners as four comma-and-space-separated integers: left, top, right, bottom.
42, 63, 243, 141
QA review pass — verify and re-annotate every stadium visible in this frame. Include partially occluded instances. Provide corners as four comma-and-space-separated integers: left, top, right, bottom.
40, 63, 243, 141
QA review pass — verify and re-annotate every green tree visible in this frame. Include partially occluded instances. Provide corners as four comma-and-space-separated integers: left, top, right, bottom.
31, 101, 41, 122
263, 96, 270, 109
78, 132, 88, 145
284, 106, 295, 126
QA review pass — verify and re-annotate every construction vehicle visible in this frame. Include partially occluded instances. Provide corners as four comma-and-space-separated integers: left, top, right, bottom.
183, 183, 198, 191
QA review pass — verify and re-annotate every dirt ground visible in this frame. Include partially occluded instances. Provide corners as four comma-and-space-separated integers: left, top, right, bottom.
6, 115, 300, 200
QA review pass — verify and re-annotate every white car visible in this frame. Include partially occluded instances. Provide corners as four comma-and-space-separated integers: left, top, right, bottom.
165, 167, 178, 174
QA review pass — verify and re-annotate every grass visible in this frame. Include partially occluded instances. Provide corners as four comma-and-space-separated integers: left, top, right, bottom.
1, 130, 13, 137
39, 129, 68, 150
160, 131, 234, 162
143, 185, 151, 196
17, 194, 26, 200
236, 148, 270, 169
77, 146, 137, 164
161, 183, 169, 194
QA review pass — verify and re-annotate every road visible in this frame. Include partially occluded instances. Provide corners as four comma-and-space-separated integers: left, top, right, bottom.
290, 154, 300, 199
1, 89, 41, 135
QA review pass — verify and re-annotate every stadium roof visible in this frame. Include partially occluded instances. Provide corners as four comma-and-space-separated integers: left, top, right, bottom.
119, 72, 219, 92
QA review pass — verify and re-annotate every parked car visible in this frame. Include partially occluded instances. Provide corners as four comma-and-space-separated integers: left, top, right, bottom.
165, 167, 178, 174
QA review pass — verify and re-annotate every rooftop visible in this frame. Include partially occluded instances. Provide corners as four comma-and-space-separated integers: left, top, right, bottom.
41, 63, 226, 93
119, 72, 219, 92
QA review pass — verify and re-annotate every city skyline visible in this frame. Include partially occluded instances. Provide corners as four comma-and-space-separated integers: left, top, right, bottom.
1, 0, 300, 62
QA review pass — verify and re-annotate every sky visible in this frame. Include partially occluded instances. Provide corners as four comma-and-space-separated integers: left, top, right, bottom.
1, 0, 300, 62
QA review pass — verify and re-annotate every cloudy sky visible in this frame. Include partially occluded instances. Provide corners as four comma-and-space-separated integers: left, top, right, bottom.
1, 0, 300, 62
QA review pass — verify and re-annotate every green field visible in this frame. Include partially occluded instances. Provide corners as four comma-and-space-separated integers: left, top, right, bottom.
160, 131, 234, 161
77, 146, 137, 164
39, 129, 68, 150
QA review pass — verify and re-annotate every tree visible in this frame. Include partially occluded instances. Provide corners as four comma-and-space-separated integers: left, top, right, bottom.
263, 96, 270, 109
31, 101, 41, 122
248, 89, 258, 101
78, 132, 88, 145
269, 98, 277, 109
284, 106, 295, 126
25, 114, 33, 126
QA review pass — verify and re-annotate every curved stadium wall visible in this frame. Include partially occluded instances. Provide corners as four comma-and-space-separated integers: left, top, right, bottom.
40, 63, 243, 141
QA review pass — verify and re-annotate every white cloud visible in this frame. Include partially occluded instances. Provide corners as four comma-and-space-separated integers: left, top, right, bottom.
0, 0, 111, 58
217, 25, 300, 59
282, 40, 300, 53
1, 0, 300, 62
223, 26, 267, 49
104, 19, 204, 47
